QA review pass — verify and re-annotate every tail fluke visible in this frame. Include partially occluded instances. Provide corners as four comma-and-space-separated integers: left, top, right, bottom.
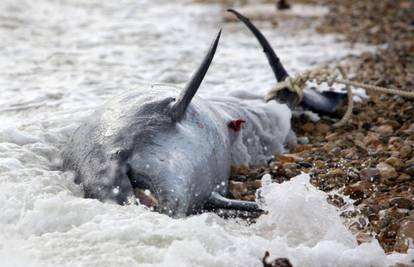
228, 9, 347, 115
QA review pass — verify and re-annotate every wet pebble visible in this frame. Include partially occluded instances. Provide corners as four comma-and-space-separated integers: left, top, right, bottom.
394, 219, 414, 253
228, 181, 247, 199
403, 164, 414, 176
389, 197, 413, 210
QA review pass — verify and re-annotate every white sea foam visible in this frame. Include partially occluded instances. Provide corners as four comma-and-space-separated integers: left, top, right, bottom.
1, 0, 411, 266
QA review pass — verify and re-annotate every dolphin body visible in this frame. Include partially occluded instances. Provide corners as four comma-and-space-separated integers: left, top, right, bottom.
62, 11, 344, 217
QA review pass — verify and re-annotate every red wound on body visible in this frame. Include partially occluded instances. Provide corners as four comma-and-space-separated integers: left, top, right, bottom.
227, 119, 246, 132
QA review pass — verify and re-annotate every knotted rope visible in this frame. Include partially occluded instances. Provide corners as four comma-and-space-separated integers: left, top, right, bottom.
265, 66, 414, 127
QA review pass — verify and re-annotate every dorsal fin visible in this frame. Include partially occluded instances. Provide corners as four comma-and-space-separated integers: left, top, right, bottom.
227, 9, 289, 82
169, 29, 222, 121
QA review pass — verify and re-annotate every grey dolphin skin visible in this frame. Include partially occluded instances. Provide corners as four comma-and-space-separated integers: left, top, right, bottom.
62, 29, 268, 217
227, 9, 346, 115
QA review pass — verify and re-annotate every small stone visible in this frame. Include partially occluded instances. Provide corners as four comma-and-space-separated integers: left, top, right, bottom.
394, 219, 414, 253
360, 168, 381, 181
361, 122, 371, 131
383, 120, 401, 129
344, 181, 372, 204
298, 161, 313, 168
400, 145, 412, 159
242, 194, 255, 201
328, 168, 345, 177
356, 232, 373, 244
303, 122, 315, 132
228, 181, 247, 199
276, 154, 299, 163
245, 180, 262, 191
316, 123, 330, 134
329, 146, 341, 155
376, 162, 398, 180
327, 194, 345, 208
385, 157, 405, 171
297, 136, 309, 144
231, 165, 250, 176
397, 173, 412, 182
314, 160, 325, 168
403, 164, 414, 176
405, 123, 414, 133
294, 144, 312, 152
388, 136, 403, 145
364, 132, 382, 147
363, 204, 380, 219
390, 197, 413, 209
326, 132, 338, 141
354, 139, 366, 150
284, 169, 297, 178
376, 125, 393, 135
341, 210, 359, 218
283, 163, 298, 169
232, 175, 248, 182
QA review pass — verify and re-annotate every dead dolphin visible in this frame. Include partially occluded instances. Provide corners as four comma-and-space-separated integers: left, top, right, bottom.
227, 9, 346, 115
62, 11, 345, 218
62, 29, 295, 217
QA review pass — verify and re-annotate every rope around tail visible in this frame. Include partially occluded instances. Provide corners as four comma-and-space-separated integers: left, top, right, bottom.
265, 66, 414, 127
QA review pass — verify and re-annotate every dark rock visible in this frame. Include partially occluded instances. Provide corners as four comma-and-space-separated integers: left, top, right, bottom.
262, 251, 293, 267
277, 0, 291, 10
298, 161, 313, 168
389, 197, 413, 210
403, 164, 414, 176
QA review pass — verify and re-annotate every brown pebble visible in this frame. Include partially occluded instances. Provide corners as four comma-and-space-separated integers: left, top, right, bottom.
316, 123, 330, 134
245, 180, 262, 191
394, 219, 414, 253
385, 157, 405, 171
376, 125, 393, 135
325, 132, 338, 141
376, 162, 398, 179
303, 122, 315, 132
228, 181, 247, 199
360, 168, 381, 181
276, 154, 298, 164
390, 197, 413, 210
400, 145, 412, 159
328, 168, 345, 177
364, 132, 382, 147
